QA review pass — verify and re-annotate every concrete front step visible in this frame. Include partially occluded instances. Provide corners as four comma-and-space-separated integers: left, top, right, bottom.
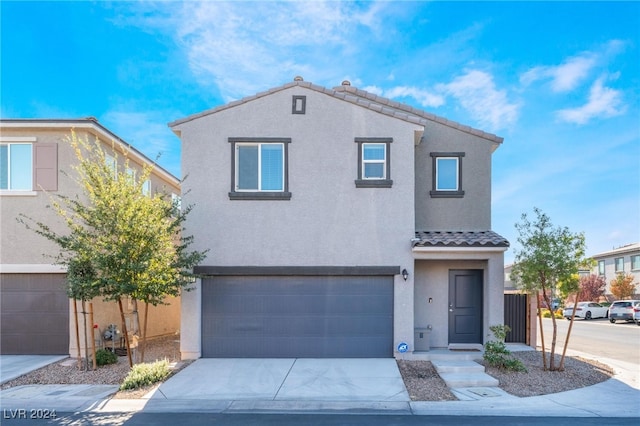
438, 372, 499, 388
431, 360, 485, 374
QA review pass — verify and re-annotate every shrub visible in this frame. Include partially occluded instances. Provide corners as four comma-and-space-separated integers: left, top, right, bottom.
483, 325, 527, 372
95, 348, 117, 366
120, 359, 171, 390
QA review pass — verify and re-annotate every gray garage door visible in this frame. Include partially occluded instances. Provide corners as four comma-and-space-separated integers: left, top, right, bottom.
202, 275, 394, 358
1, 274, 69, 355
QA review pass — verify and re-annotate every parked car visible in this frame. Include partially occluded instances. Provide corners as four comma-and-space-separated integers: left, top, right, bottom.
633, 302, 640, 326
608, 300, 640, 323
563, 302, 609, 320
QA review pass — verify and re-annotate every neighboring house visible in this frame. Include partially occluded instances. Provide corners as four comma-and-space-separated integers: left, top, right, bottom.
170, 78, 510, 360
591, 243, 640, 300
0, 118, 181, 356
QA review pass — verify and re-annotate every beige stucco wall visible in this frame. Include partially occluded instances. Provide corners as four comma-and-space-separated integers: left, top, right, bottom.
412, 250, 506, 350
68, 295, 180, 357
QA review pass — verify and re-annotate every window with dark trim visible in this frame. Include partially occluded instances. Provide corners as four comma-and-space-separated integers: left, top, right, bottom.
228, 137, 291, 200
292, 96, 306, 114
430, 152, 465, 198
354, 137, 393, 188
614, 257, 624, 273
631, 255, 640, 271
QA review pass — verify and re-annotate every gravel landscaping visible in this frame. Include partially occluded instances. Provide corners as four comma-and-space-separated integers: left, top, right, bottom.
2, 338, 614, 401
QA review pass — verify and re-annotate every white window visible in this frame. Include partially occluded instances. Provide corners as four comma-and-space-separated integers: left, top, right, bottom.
615, 257, 624, 273
105, 154, 117, 177
142, 179, 151, 196
598, 260, 605, 275
0, 143, 33, 190
362, 143, 386, 179
430, 152, 465, 198
236, 143, 284, 192
436, 157, 459, 190
632, 255, 640, 271
171, 193, 181, 211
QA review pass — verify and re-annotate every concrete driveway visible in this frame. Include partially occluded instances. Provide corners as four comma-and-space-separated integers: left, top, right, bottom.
0, 355, 67, 384
153, 358, 409, 402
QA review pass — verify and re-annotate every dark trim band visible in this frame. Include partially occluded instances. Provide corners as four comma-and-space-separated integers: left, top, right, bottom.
194, 266, 401, 276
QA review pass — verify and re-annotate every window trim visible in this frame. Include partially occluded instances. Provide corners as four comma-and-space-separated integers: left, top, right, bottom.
228, 137, 291, 200
631, 255, 640, 271
430, 152, 465, 198
1, 142, 33, 191
354, 137, 393, 188
292, 95, 306, 114
614, 257, 625, 273
598, 260, 606, 276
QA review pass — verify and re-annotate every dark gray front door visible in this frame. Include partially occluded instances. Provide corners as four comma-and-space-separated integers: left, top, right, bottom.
201, 275, 394, 358
1, 274, 69, 355
448, 269, 483, 344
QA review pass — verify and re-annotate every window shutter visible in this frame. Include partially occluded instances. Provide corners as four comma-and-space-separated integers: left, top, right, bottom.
34, 143, 58, 191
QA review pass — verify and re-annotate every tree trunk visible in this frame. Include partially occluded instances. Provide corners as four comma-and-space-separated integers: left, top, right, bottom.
81, 300, 89, 371
117, 297, 133, 368
89, 302, 97, 370
140, 299, 150, 363
73, 299, 82, 371
559, 291, 581, 371
536, 292, 548, 370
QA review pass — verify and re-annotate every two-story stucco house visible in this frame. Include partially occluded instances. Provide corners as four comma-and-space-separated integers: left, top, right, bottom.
170, 78, 509, 360
591, 243, 640, 300
0, 118, 181, 356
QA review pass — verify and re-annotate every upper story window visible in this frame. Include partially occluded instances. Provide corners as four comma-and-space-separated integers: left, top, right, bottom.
1, 143, 32, 190
614, 257, 624, 273
598, 260, 605, 275
631, 255, 640, 271
430, 152, 465, 198
228, 137, 291, 200
1, 139, 57, 193
354, 137, 393, 188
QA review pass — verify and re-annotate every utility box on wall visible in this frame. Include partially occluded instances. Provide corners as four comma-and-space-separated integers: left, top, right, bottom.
414, 328, 431, 352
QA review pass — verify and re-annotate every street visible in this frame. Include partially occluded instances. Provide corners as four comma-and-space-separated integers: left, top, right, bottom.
4, 413, 640, 426
538, 317, 640, 364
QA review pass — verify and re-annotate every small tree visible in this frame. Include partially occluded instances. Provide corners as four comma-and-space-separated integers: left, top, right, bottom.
610, 273, 637, 300
20, 131, 207, 367
510, 208, 586, 371
576, 274, 606, 302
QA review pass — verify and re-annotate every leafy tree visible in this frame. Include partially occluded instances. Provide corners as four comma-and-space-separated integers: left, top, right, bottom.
20, 131, 207, 366
577, 274, 606, 302
510, 208, 586, 371
610, 273, 637, 300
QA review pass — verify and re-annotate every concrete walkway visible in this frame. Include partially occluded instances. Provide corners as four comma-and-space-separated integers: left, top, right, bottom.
1, 352, 639, 417
0, 355, 67, 384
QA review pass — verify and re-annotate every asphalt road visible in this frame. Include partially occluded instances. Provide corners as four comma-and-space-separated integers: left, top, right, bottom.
4, 413, 640, 426
538, 316, 640, 364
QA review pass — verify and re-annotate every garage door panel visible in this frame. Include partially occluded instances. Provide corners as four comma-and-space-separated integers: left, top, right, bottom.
202, 275, 393, 358
1, 274, 69, 355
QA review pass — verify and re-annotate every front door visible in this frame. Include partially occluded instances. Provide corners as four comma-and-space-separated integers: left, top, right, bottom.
448, 269, 483, 344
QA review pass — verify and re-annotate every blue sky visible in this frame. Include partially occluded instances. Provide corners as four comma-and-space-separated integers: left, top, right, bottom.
1, 1, 639, 262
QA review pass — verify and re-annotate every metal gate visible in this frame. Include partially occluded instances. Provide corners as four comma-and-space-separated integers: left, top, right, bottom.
504, 294, 528, 343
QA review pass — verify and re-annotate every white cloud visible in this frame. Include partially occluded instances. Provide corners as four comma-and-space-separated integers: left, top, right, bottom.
556, 76, 624, 124
163, 1, 387, 101
384, 86, 445, 108
438, 70, 519, 130
521, 54, 596, 92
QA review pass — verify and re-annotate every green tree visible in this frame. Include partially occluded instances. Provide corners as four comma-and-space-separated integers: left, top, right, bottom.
510, 208, 586, 371
610, 273, 637, 300
20, 131, 207, 366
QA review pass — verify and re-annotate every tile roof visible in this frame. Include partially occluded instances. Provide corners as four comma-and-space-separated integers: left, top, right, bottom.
169, 78, 503, 145
413, 230, 510, 248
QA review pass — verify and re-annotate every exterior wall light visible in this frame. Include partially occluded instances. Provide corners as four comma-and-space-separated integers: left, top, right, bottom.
402, 269, 409, 281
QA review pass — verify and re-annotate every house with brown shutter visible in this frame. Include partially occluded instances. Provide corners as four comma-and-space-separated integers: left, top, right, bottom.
0, 118, 181, 356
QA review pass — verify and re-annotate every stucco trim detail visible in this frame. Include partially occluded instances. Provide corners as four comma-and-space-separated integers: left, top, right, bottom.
194, 266, 401, 276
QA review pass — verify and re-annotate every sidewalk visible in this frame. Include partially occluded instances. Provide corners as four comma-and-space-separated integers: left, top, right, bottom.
1, 352, 639, 417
